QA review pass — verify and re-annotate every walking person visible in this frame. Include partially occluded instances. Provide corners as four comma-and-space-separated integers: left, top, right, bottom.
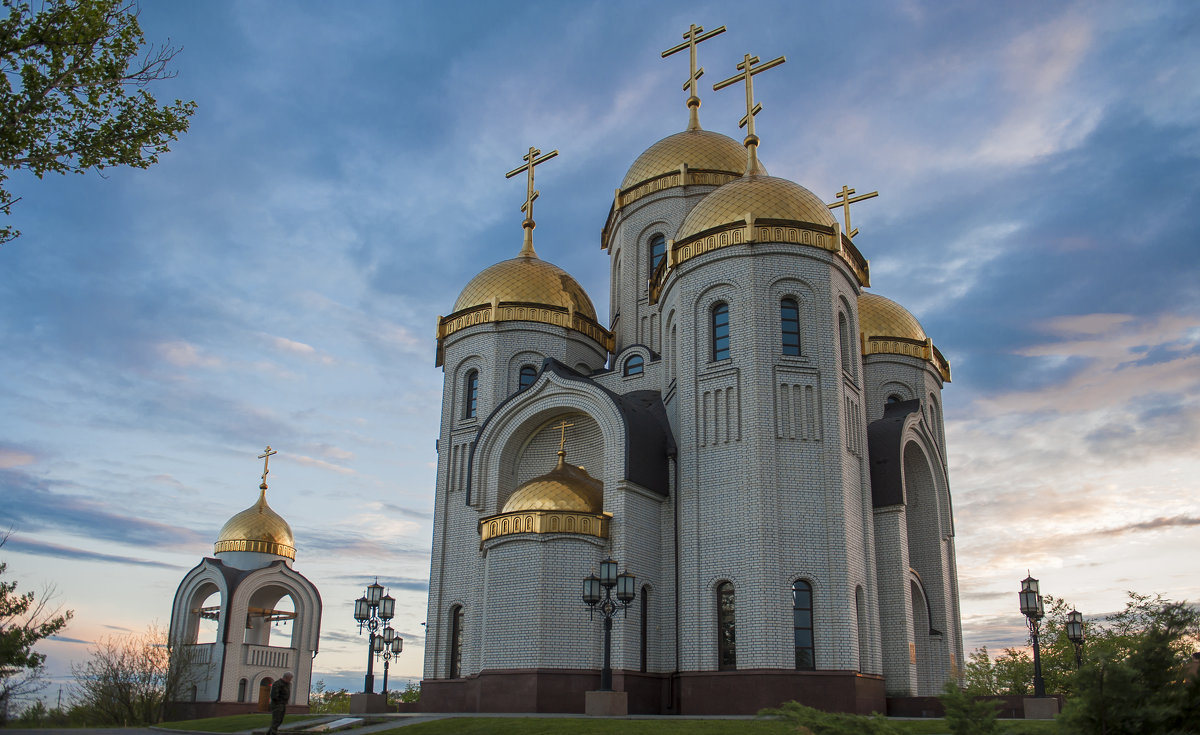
267, 672, 293, 735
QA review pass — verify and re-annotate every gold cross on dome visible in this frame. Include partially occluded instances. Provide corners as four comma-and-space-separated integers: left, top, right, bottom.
826, 185, 879, 239
554, 420, 575, 453
661, 23, 726, 130
713, 52, 785, 174
505, 146, 558, 257
258, 446, 277, 488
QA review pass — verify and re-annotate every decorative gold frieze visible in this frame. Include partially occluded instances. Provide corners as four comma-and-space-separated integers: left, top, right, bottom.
864, 336, 952, 383
479, 509, 612, 542
213, 538, 296, 560
436, 302, 614, 366
601, 169, 744, 250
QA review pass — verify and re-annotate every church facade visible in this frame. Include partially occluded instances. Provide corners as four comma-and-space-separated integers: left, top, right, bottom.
420, 27, 961, 716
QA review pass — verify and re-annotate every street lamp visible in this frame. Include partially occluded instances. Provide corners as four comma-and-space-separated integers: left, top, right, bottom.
374, 626, 404, 702
353, 579, 395, 694
1066, 609, 1085, 668
582, 557, 636, 691
1019, 575, 1046, 697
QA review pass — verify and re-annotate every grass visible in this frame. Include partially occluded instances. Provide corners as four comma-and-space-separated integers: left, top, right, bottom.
158, 713, 280, 732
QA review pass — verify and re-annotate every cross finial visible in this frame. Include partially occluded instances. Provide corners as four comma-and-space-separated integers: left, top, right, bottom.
505, 146, 559, 257
713, 52, 786, 176
258, 446, 277, 490
826, 185, 879, 239
661, 23, 726, 131
554, 419, 575, 454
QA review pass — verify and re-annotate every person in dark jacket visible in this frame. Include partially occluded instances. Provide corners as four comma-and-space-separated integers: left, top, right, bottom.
267, 672, 293, 735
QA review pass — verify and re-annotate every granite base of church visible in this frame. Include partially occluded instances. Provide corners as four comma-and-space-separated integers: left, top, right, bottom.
420, 669, 886, 715
585, 690, 628, 716
1023, 696, 1061, 719
349, 693, 388, 714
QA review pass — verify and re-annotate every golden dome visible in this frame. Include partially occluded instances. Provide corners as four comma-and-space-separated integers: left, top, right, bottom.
620, 130, 758, 191
502, 452, 603, 514
676, 174, 837, 243
214, 488, 295, 560
859, 292, 952, 382
452, 254, 597, 319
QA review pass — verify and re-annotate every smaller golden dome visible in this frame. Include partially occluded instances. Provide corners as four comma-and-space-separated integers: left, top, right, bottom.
859, 292, 951, 382
502, 452, 603, 514
620, 129, 759, 191
452, 255, 598, 320
675, 174, 837, 243
214, 487, 295, 560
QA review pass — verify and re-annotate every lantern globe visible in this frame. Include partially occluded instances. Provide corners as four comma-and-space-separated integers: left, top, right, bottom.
391, 637, 404, 654
616, 569, 636, 604
382, 625, 395, 644
372, 635, 384, 653
1066, 610, 1085, 643
354, 596, 370, 621
600, 558, 618, 587
380, 594, 396, 621
367, 580, 384, 605
583, 574, 601, 605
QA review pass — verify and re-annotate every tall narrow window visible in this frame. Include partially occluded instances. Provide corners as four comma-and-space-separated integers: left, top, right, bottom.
649, 234, 667, 274
781, 298, 801, 355
717, 581, 736, 670
838, 312, 853, 374
712, 302, 730, 361
624, 355, 644, 376
237, 678, 247, 703
464, 371, 479, 418
793, 580, 815, 670
449, 605, 464, 679
518, 365, 537, 390
640, 586, 650, 672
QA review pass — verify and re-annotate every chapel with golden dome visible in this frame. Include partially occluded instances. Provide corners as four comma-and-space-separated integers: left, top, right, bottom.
421, 24, 961, 716
166, 449, 323, 719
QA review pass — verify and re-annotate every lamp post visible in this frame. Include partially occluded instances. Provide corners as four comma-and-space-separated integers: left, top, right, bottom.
1066, 609, 1085, 668
374, 626, 404, 703
353, 579, 395, 694
1019, 575, 1046, 697
582, 558, 636, 691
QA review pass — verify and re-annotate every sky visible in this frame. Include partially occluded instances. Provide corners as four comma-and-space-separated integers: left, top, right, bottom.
2, 0, 1199, 700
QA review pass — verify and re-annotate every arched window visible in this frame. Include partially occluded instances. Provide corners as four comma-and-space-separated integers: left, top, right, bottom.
856, 586, 868, 672
781, 298, 800, 355
886, 394, 903, 406
449, 605, 464, 679
237, 678, 247, 702
640, 585, 650, 672
712, 302, 730, 361
624, 354, 644, 376
518, 365, 537, 390
649, 234, 667, 274
838, 312, 853, 375
464, 370, 479, 419
716, 581, 736, 670
793, 580, 815, 670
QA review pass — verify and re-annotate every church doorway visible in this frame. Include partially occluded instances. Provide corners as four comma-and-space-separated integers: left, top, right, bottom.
257, 677, 273, 712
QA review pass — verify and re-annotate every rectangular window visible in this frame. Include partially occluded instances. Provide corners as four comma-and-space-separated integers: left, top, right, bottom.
712, 303, 730, 361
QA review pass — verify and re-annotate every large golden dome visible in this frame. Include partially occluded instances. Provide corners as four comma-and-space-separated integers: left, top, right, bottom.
502, 452, 603, 514
620, 129, 758, 191
452, 255, 597, 319
676, 174, 837, 242
859, 292, 951, 382
214, 488, 295, 560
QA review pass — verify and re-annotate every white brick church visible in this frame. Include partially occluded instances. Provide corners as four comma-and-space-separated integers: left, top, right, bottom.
420, 26, 962, 715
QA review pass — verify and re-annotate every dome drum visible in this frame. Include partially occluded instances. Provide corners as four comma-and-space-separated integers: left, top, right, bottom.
436, 300, 614, 367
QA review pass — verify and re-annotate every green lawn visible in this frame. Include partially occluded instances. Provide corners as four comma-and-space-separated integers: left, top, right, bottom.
158, 713, 297, 732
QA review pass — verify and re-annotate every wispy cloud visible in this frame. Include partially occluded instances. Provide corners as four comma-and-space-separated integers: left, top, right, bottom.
4, 536, 181, 570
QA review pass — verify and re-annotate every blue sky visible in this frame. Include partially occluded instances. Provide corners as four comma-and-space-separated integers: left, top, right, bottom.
2, 0, 1198, 696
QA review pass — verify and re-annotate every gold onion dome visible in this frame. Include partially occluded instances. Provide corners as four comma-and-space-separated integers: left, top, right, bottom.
451, 255, 597, 320
214, 487, 296, 560
620, 129, 761, 192
859, 292, 952, 382
675, 174, 837, 242
502, 451, 604, 514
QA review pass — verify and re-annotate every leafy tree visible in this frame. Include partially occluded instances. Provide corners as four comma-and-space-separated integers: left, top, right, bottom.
1, 0, 197, 243
0, 535, 73, 725
309, 680, 350, 714
963, 646, 998, 696
992, 647, 1033, 696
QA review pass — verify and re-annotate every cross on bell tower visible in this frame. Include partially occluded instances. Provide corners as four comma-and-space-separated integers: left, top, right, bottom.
505, 146, 559, 257
713, 52, 786, 176
827, 185, 879, 239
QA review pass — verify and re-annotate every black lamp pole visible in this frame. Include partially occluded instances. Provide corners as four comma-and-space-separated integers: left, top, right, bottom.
1066, 610, 1085, 669
353, 579, 395, 695
376, 629, 403, 702
1019, 575, 1046, 697
582, 558, 636, 691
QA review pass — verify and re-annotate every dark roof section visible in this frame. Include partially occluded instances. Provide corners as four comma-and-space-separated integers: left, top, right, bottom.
467, 358, 675, 503
867, 399, 922, 508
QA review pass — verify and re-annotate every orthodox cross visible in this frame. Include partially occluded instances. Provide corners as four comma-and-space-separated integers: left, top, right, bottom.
713, 52, 786, 175
661, 23, 726, 131
554, 420, 575, 453
826, 185, 879, 239
258, 446, 277, 489
505, 146, 558, 257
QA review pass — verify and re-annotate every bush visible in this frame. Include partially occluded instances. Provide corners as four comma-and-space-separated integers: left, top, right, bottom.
939, 680, 1000, 735
758, 701, 901, 735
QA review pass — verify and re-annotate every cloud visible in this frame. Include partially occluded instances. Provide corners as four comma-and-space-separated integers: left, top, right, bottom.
291, 454, 355, 476
4, 536, 181, 570
156, 340, 224, 369
266, 334, 336, 365
48, 635, 92, 645
0, 448, 35, 468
